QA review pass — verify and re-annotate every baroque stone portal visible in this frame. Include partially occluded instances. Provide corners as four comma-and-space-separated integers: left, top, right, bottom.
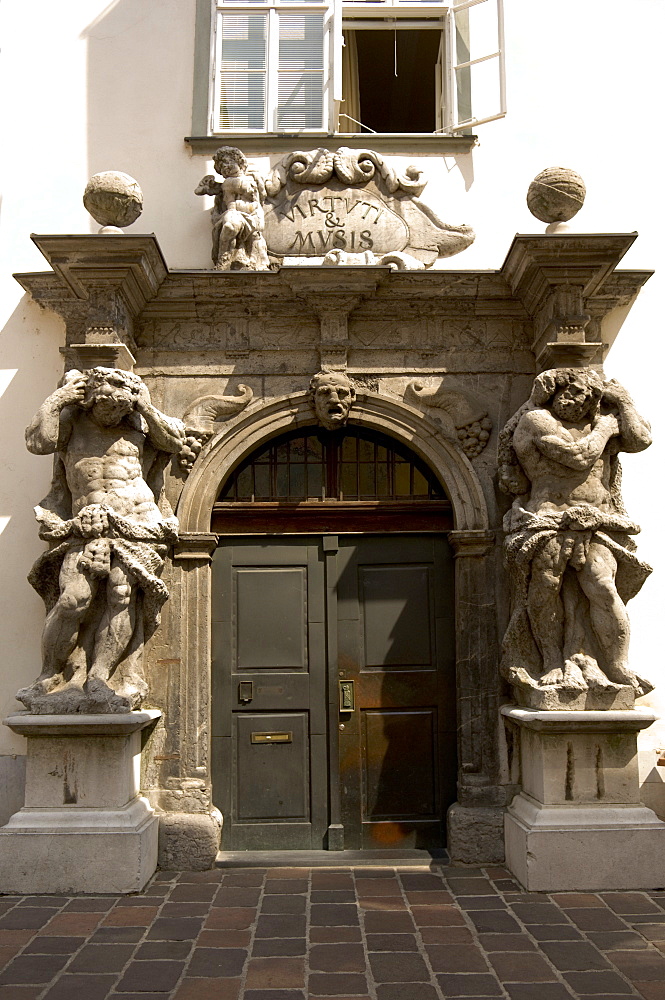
22, 367, 187, 714
498, 367, 653, 708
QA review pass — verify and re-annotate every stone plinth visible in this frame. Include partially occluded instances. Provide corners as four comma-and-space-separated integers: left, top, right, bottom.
502, 706, 665, 891
0, 711, 160, 894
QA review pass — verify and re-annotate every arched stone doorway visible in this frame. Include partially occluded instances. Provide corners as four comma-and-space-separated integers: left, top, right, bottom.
172, 392, 499, 861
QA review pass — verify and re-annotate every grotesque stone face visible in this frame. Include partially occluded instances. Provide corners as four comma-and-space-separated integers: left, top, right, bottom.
84, 368, 141, 426
550, 373, 597, 423
310, 371, 356, 430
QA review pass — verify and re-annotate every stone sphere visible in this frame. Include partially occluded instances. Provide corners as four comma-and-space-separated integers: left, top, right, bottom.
83, 171, 143, 228
526, 167, 586, 224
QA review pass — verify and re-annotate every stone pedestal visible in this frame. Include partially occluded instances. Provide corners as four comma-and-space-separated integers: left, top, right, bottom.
502, 706, 665, 891
0, 711, 160, 894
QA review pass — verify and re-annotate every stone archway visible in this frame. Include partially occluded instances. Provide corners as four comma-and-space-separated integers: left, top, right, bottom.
159, 391, 501, 866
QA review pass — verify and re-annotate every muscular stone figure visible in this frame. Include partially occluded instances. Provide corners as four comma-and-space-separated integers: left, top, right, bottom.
195, 146, 270, 271
498, 367, 653, 705
22, 367, 186, 713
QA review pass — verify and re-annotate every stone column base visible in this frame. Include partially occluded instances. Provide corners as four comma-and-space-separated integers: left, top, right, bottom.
447, 803, 505, 865
502, 706, 665, 891
0, 711, 160, 894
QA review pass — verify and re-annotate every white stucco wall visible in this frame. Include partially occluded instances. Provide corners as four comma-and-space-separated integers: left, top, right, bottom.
1, 1, 663, 805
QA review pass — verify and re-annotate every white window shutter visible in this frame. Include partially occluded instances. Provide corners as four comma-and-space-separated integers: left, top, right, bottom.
330, 0, 343, 117
440, 0, 506, 133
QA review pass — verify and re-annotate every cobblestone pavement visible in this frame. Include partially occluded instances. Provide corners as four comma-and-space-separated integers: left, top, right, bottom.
1, 865, 665, 1000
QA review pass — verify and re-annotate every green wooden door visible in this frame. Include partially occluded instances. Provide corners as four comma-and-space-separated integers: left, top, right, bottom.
212, 533, 455, 851
336, 534, 456, 850
212, 538, 329, 849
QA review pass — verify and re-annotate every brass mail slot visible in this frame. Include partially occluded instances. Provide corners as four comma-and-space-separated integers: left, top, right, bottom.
251, 732, 293, 744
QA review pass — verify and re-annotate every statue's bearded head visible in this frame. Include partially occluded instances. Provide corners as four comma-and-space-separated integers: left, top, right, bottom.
309, 371, 356, 430
74, 367, 143, 425
534, 367, 604, 424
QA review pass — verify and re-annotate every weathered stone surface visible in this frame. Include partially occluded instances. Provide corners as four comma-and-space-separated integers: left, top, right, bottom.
310, 370, 356, 430
498, 368, 653, 708
447, 804, 505, 864
527, 166, 586, 227
21, 368, 187, 714
158, 810, 222, 871
83, 171, 143, 232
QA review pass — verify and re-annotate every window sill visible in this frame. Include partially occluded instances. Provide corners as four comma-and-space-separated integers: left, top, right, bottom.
185, 133, 477, 156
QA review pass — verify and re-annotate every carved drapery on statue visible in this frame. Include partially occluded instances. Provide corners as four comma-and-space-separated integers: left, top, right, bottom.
498, 367, 653, 710
22, 367, 187, 714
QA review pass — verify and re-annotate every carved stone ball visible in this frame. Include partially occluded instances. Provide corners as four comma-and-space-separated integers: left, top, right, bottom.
83, 171, 143, 229
526, 167, 586, 224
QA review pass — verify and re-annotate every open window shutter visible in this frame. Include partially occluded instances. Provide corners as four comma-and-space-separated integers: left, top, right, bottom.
440, 0, 506, 133
216, 9, 268, 130
330, 0, 343, 129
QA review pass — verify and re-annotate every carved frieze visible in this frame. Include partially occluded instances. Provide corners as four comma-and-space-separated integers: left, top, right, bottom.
405, 380, 492, 459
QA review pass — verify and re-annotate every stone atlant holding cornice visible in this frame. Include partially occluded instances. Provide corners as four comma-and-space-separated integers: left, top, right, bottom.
309, 370, 357, 430
498, 367, 653, 710
21, 367, 187, 714
261, 148, 474, 268
195, 146, 270, 270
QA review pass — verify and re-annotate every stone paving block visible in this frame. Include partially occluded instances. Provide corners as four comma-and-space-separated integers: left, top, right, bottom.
631, 984, 665, 1000
631, 923, 665, 941
309, 943, 366, 972
601, 893, 662, 914
455, 894, 508, 909
135, 940, 193, 960
252, 938, 307, 956
355, 878, 400, 895
376, 986, 440, 1000
264, 880, 308, 895
586, 930, 650, 950
308, 972, 369, 995
68, 943, 135, 972
403, 890, 453, 905
178, 870, 225, 884
528, 925, 584, 942
362, 911, 415, 933
222, 873, 266, 887
146, 916, 204, 940
89, 926, 145, 943
205, 906, 257, 929
0, 908, 59, 931
365, 933, 419, 951
309, 875, 354, 890
468, 909, 522, 933
64, 897, 118, 911
0, 953, 70, 984
538, 941, 611, 971
256, 914, 307, 937
261, 895, 307, 914
244, 992, 305, 1000
606, 948, 665, 980
214, 887, 262, 906
266, 868, 307, 879
410, 904, 465, 926
563, 969, 635, 993
0, 988, 43, 1000
115, 960, 185, 992
173, 979, 241, 1000
435, 971, 502, 995
398, 874, 447, 891
353, 868, 396, 878
419, 925, 473, 943
564, 907, 629, 931
486, 950, 558, 981
478, 933, 538, 952
309, 904, 360, 926
103, 906, 160, 926
309, 926, 363, 943
510, 903, 570, 925
357, 897, 406, 911
425, 943, 489, 973
23, 935, 85, 953
447, 878, 498, 896
550, 893, 604, 908
310, 891, 357, 903
0, 930, 35, 947
368, 952, 430, 982
245, 956, 306, 988
160, 902, 209, 918
505, 986, 576, 1000
186, 946, 248, 977
41, 974, 119, 1000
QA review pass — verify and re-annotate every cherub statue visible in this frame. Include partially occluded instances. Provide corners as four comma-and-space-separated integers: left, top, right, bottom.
195, 146, 270, 271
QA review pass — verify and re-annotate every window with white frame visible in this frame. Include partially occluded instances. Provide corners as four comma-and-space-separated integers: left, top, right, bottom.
210, 0, 505, 135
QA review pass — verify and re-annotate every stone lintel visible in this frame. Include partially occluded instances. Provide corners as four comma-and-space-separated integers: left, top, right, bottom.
4, 709, 161, 738
501, 706, 657, 734
537, 340, 604, 370
63, 342, 136, 371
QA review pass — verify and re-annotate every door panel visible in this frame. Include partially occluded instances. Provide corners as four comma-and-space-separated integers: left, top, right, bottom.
212, 539, 328, 850
337, 534, 456, 850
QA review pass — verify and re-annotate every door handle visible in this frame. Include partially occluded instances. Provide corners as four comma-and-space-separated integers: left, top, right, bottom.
339, 679, 355, 712
239, 681, 253, 703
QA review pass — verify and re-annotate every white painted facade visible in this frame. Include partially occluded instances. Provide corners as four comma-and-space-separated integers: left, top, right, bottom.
1, 0, 664, 824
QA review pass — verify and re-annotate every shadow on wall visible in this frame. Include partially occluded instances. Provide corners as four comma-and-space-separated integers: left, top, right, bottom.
82, 0, 211, 267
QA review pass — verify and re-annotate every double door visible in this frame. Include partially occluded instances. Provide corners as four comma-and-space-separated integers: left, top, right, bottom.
211, 533, 455, 851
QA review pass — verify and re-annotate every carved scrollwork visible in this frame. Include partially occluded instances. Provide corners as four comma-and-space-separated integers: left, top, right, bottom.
265, 147, 427, 198
405, 380, 492, 459
179, 385, 254, 472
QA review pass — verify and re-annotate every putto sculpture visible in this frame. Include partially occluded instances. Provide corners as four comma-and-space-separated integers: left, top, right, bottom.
309, 370, 357, 431
195, 146, 270, 271
22, 367, 187, 713
498, 367, 653, 708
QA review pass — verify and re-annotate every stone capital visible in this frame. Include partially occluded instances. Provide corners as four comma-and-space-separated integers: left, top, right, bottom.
448, 529, 495, 558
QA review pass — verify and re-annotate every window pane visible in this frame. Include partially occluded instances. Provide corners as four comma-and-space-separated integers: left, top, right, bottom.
235, 466, 253, 499
306, 464, 323, 499
395, 462, 410, 496
341, 462, 357, 499
253, 464, 271, 498
219, 13, 267, 130
277, 12, 324, 129
359, 463, 374, 498
221, 14, 267, 69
